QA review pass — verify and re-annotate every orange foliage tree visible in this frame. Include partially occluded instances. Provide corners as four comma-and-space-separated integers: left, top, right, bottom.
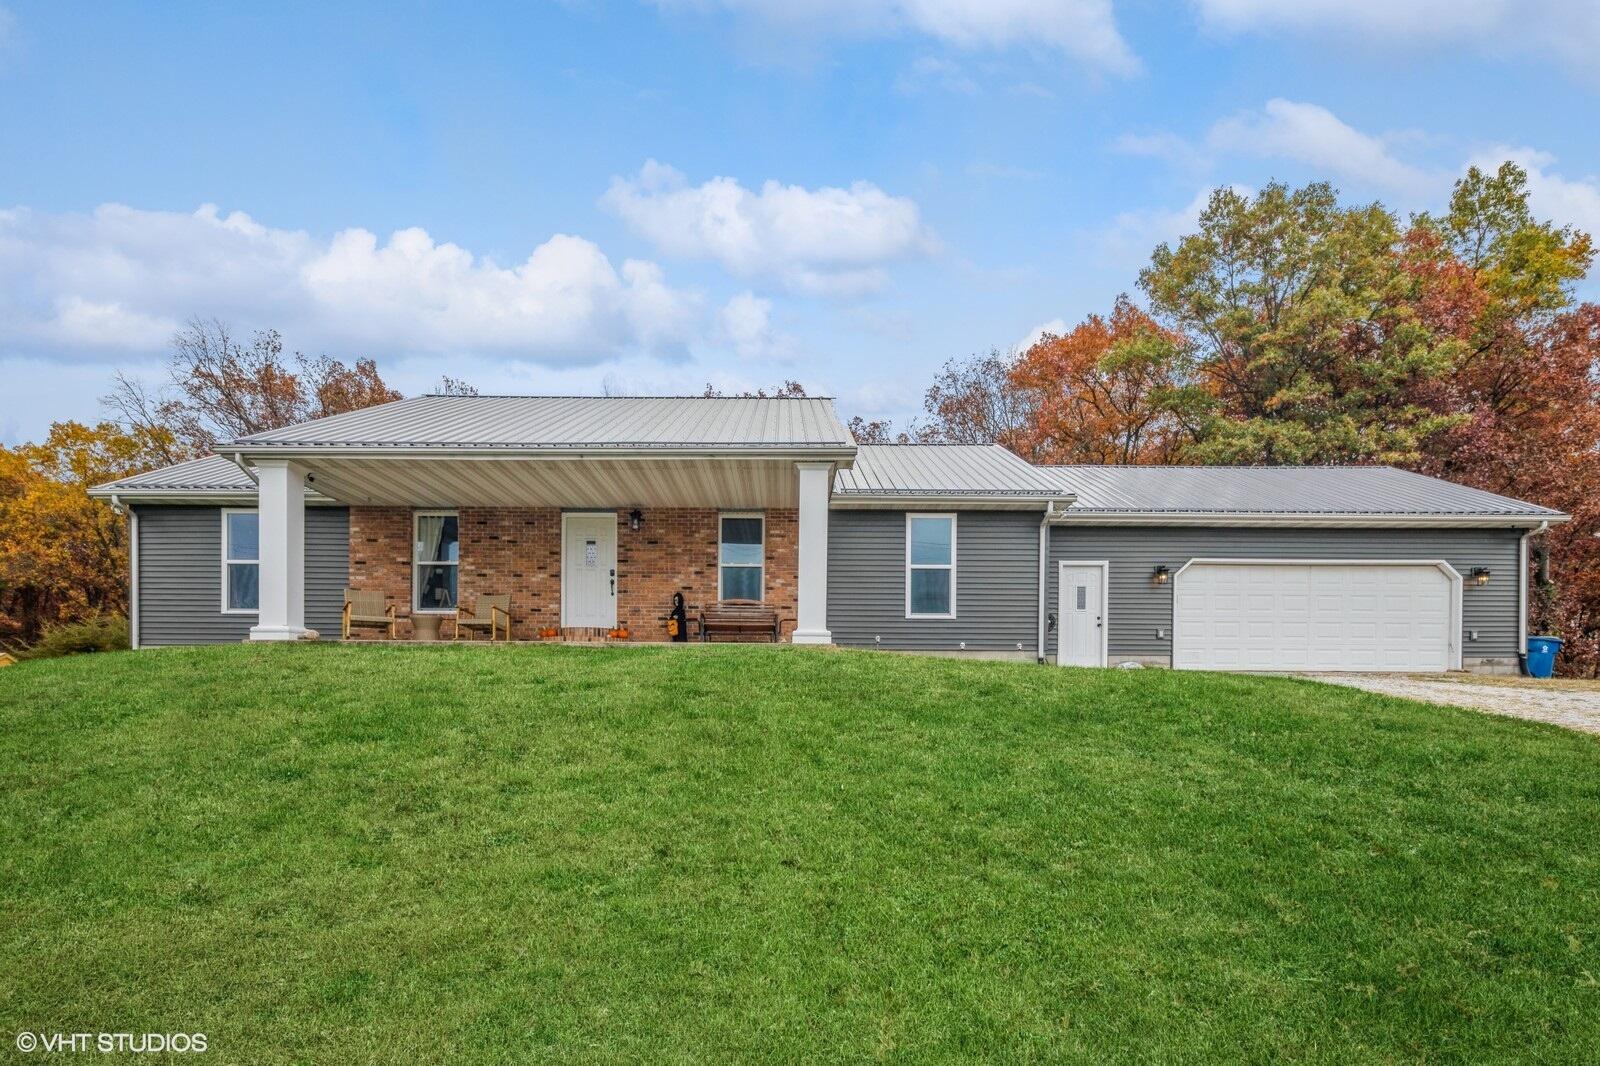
1, 320, 411, 649
0, 422, 174, 643
1403, 164, 1600, 672
104, 318, 404, 457
1009, 296, 1191, 464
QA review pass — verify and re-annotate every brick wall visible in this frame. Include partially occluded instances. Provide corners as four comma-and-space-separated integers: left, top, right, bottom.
346, 505, 799, 641
347, 506, 416, 638
458, 507, 561, 639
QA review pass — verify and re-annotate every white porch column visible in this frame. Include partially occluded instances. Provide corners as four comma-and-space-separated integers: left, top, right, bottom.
792, 461, 833, 645
249, 459, 310, 642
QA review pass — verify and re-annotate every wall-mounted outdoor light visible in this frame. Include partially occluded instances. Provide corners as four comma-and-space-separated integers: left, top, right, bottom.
1472, 567, 1491, 586
629, 508, 643, 532
1153, 565, 1171, 585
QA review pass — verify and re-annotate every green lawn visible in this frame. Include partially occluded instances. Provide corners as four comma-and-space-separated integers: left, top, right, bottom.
2, 645, 1597, 1063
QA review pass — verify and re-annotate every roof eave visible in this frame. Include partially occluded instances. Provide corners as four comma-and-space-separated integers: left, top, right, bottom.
230, 443, 859, 463
87, 486, 331, 504
832, 492, 1074, 510
1051, 510, 1567, 528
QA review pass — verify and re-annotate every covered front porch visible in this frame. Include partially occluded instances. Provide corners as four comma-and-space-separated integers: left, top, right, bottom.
241, 453, 840, 645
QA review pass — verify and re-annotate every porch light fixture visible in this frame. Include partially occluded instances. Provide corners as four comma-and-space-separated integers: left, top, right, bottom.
629, 508, 643, 532
1472, 567, 1491, 586
1153, 565, 1171, 585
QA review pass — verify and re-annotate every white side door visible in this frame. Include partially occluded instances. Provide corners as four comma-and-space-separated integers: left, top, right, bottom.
561, 514, 617, 628
1057, 563, 1106, 667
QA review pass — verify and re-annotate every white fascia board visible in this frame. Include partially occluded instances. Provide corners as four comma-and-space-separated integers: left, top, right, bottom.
229, 444, 859, 463
1051, 510, 1567, 528
833, 493, 1075, 511
87, 488, 330, 505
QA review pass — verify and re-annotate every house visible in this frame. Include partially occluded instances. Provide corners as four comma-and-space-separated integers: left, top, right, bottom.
89, 394, 1567, 673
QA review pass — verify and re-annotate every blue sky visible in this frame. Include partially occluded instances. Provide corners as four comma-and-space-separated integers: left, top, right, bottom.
3, 0, 1599, 444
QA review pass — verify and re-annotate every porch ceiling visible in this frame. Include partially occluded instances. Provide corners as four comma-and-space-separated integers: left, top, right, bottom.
294, 455, 811, 509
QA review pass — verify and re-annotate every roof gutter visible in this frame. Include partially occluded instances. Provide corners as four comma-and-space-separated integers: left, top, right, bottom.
835, 492, 1076, 510
1050, 510, 1567, 529
86, 487, 329, 504
228, 444, 860, 464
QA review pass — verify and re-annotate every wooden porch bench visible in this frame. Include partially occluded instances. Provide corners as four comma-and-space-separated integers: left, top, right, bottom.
698, 599, 780, 643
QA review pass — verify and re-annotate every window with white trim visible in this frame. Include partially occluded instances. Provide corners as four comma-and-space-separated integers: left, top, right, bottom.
719, 514, 764, 601
413, 511, 459, 612
906, 513, 956, 618
221, 509, 259, 613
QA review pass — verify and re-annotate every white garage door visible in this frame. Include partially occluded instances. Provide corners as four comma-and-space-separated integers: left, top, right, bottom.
1173, 562, 1457, 672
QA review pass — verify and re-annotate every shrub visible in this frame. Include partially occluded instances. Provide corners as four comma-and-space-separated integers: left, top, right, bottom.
17, 615, 130, 660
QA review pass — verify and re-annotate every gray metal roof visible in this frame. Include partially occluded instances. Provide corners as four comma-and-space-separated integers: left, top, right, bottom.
90, 455, 255, 495
234, 395, 853, 450
834, 445, 1067, 498
1044, 465, 1564, 518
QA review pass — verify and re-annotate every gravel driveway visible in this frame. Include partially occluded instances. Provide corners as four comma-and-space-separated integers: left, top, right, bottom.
1304, 674, 1600, 735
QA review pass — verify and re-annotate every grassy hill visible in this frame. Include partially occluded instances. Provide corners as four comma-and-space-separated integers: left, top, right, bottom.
2, 644, 1597, 1063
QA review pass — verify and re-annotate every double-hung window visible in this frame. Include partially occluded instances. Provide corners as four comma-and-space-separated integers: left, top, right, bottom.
719, 514, 764, 601
906, 513, 956, 618
221, 508, 260, 613
413, 511, 459, 612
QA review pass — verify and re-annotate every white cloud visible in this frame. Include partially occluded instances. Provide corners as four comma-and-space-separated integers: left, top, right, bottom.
1094, 185, 1251, 265
1116, 100, 1438, 198
602, 160, 936, 297
1208, 99, 1435, 197
650, 0, 1139, 74
1191, 0, 1600, 75
1111, 131, 1209, 172
0, 202, 701, 362
895, 55, 979, 95
715, 291, 794, 359
1018, 317, 1067, 351
1116, 99, 1600, 238
1467, 147, 1600, 237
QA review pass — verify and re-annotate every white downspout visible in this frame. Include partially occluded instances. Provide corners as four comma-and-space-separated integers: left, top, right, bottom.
1036, 499, 1068, 664
1519, 520, 1549, 666
1037, 506, 1049, 663
111, 494, 140, 651
231, 453, 259, 485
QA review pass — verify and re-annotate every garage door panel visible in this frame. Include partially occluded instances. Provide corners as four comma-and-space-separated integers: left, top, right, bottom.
1174, 563, 1454, 672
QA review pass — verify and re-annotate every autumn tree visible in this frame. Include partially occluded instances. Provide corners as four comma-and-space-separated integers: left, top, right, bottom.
700, 380, 809, 398
1404, 163, 1600, 672
104, 318, 404, 456
1010, 296, 1193, 464
0, 422, 171, 643
916, 349, 1042, 459
436, 375, 479, 396
1138, 182, 1462, 465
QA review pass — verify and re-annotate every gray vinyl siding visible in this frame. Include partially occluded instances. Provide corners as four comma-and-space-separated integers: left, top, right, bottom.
1047, 525, 1524, 662
828, 509, 1040, 651
134, 505, 349, 646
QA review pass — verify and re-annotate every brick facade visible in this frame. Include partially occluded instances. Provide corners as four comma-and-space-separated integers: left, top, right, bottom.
347, 506, 418, 638
346, 505, 799, 642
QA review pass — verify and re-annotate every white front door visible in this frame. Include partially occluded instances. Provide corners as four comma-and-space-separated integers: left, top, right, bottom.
1058, 563, 1106, 667
561, 514, 617, 628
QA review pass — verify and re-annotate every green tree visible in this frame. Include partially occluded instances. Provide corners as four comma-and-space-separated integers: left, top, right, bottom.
1138, 182, 1461, 464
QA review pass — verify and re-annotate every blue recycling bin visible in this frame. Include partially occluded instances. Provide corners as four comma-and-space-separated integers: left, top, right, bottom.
1526, 636, 1563, 679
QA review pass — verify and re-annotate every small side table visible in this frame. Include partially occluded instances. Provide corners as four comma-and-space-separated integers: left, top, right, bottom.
412, 613, 446, 642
